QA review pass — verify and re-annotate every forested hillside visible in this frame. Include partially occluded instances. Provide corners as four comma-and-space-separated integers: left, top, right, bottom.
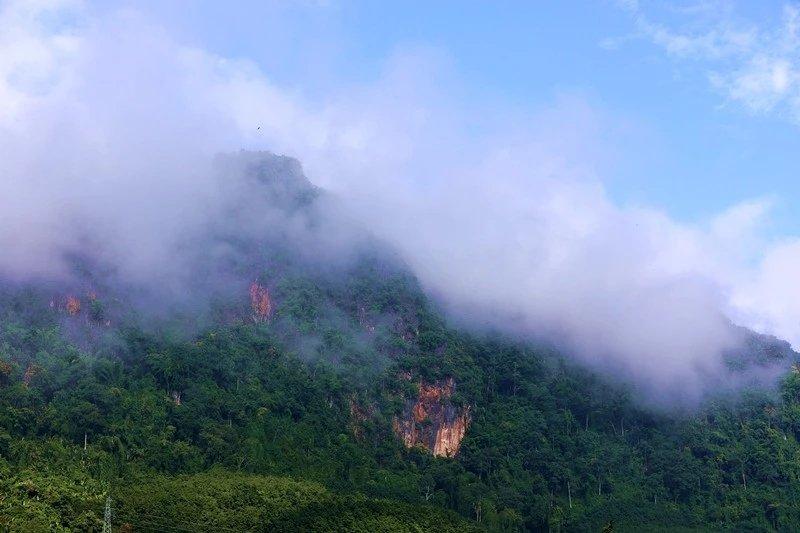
2, 153, 800, 532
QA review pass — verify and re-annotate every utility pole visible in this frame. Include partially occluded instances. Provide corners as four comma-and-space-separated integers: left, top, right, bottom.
567, 481, 572, 509
103, 496, 112, 533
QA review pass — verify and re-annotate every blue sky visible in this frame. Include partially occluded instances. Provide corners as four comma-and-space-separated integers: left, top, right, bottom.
110, 0, 800, 233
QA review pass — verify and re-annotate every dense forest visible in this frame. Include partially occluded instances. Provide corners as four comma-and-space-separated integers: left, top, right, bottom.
2, 152, 800, 532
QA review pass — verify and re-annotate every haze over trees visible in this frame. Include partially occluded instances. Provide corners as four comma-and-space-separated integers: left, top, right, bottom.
4, 3, 800, 531
1, 153, 800, 531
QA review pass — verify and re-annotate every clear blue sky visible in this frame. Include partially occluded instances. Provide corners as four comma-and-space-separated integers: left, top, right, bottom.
108, 0, 800, 235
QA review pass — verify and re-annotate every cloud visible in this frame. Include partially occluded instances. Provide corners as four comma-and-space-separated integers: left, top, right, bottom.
732, 240, 800, 340
623, 2, 800, 121
1, 0, 798, 407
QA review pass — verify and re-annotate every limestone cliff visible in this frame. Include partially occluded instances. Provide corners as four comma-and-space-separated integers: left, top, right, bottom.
392, 377, 471, 458
66, 296, 81, 316
249, 282, 272, 322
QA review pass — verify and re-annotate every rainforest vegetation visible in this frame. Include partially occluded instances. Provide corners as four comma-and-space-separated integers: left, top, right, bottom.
2, 154, 800, 532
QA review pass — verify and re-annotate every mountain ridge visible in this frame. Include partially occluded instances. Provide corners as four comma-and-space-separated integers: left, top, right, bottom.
1, 151, 800, 531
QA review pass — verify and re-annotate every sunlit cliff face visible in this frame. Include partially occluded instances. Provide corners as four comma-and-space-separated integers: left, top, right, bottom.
249, 282, 272, 322
66, 296, 81, 316
392, 377, 471, 458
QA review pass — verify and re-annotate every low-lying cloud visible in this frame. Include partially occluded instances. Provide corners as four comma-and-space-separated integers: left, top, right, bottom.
2, 0, 799, 406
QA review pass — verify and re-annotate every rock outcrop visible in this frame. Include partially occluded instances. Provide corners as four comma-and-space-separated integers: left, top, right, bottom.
249, 282, 272, 322
66, 296, 81, 316
171, 390, 182, 406
0, 360, 12, 385
392, 377, 471, 458
22, 363, 40, 387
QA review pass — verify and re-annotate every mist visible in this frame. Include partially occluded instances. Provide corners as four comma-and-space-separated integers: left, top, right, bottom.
1, 1, 798, 407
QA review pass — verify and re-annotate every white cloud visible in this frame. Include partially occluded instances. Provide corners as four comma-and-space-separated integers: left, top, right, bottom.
625, 2, 800, 121
731, 239, 800, 341
2, 0, 799, 406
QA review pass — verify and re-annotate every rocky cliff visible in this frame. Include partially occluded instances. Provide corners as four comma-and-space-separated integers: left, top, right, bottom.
249, 282, 272, 322
392, 377, 471, 458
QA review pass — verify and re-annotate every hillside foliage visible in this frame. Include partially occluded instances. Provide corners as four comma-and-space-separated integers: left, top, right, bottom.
1, 261, 800, 532
2, 154, 800, 532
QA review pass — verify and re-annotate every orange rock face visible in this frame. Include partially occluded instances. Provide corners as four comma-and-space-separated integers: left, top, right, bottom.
249, 282, 272, 322
0, 360, 12, 382
66, 296, 81, 316
23, 363, 40, 386
392, 377, 471, 458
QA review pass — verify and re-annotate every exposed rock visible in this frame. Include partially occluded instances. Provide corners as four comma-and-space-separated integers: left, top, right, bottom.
0, 360, 11, 385
249, 282, 272, 322
66, 296, 81, 316
23, 363, 41, 386
392, 377, 471, 458
171, 390, 182, 406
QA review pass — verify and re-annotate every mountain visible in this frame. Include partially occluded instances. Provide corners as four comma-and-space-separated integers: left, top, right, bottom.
2, 152, 800, 532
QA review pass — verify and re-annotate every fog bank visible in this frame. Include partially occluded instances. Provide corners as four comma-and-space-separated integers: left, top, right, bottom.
2, 1, 798, 405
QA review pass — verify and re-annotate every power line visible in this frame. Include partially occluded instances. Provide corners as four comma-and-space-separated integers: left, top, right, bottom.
113, 517, 199, 533
115, 508, 243, 528
114, 511, 243, 533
